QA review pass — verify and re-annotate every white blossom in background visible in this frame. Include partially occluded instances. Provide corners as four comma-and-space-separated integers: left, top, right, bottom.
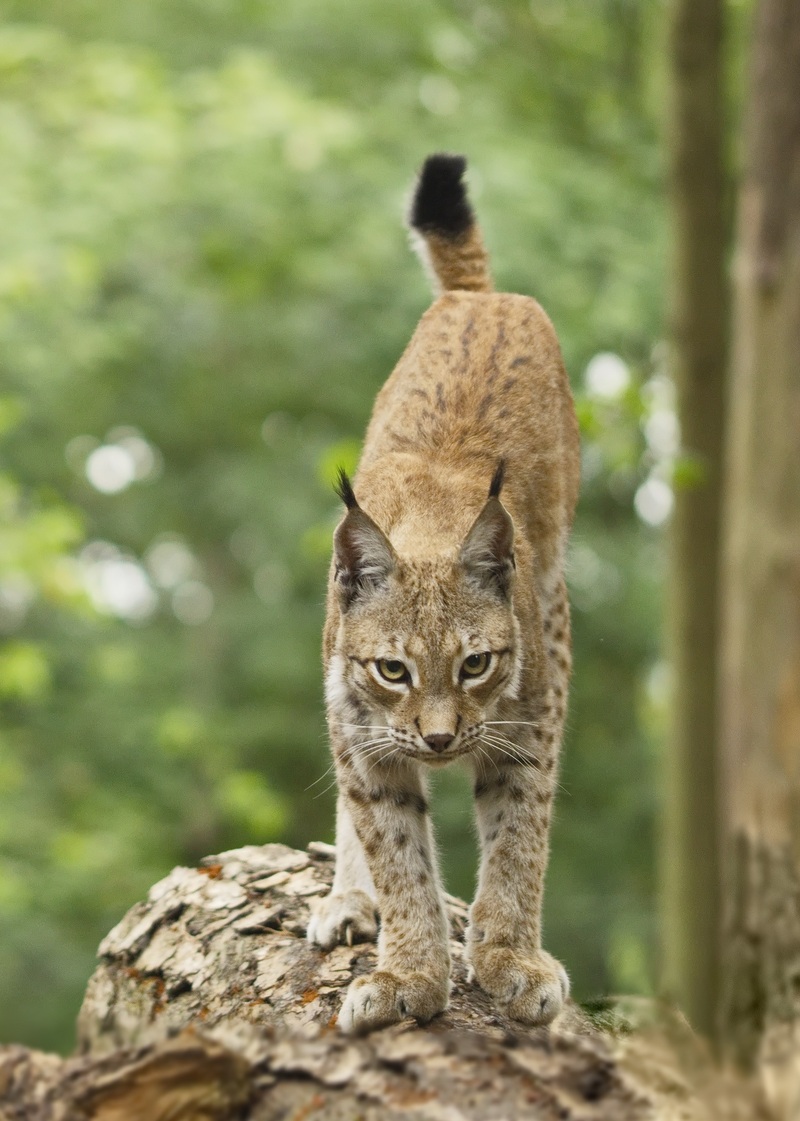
584, 352, 630, 400
80, 541, 158, 621
641, 370, 675, 412
644, 409, 680, 459
108, 426, 162, 480
635, 369, 679, 527
70, 426, 161, 494
641, 372, 680, 459
85, 444, 137, 494
634, 475, 674, 527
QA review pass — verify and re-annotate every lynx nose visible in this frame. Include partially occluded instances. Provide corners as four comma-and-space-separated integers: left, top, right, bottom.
424, 733, 454, 753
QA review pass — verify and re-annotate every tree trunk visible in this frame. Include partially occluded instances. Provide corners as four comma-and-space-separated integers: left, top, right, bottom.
0, 843, 769, 1119
718, 0, 800, 1114
663, 0, 729, 1041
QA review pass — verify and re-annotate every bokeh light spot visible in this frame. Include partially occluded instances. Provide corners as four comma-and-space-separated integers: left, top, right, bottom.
585, 352, 630, 400
634, 476, 673, 526
85, 445, 136, 494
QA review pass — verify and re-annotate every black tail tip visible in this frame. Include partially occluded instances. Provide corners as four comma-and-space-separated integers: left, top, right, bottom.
335, 468, 359, 510
410, 153, 473, 238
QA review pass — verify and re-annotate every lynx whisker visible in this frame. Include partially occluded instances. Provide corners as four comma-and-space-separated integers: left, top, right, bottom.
357, 743, 395, 757
484, 719, 541, 729
480, 743, 530, 766
481, 734, 570, 795
331, 722, 390, 732
352, 738, 394, 754
479, 730, 528, 748
305, 762, 337, 792
480, 728, 526, 750
312, 775, 340, 800
472, 740, 503, 780
352, 740, 396, 763
479, 733, 537, 766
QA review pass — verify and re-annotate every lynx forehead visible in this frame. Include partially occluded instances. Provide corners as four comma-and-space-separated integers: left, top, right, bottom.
308, 154, 580, 1035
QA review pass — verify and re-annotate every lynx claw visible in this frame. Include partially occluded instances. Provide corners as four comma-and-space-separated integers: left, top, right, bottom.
471, 946, 569, 1025
306, 890, 378, 950
338, 970, 449, 1034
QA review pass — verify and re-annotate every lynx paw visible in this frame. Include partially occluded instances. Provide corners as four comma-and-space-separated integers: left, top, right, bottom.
471, 946, 569, 1025
338, 970, 449, 1034
306, 890, 378, 950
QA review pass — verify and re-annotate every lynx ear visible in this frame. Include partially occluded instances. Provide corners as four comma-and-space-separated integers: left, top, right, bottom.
333, 472, 396, 607
459, 495, 515, 598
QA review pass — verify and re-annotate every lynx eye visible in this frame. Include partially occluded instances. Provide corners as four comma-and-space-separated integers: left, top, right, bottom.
462, 651, 491, 678
376, 658, 410, 684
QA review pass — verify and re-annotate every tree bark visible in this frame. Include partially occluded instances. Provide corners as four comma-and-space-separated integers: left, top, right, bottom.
663, 0, 729, 1042
718, 0, 800, 1113
0, 843, 770, 1119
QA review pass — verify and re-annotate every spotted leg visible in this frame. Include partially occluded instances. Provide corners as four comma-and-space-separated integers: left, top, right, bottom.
333, 758, 450, 1033
468, 580, 572, 1023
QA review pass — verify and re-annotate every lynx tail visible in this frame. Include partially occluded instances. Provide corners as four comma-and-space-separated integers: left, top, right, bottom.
409, 154, 493, 295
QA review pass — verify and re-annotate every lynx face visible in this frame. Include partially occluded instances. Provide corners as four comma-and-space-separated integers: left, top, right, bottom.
326, 555, 522, 764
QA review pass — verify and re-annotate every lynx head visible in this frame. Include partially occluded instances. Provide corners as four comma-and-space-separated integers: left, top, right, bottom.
326, 465, 523, 765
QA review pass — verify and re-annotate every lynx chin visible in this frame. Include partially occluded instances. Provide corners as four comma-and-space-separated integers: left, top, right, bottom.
307, 154, 580, 1034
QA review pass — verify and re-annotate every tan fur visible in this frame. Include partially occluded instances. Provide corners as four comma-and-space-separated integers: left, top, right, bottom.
413, 226, 492, 294
307, 172, 580, 1034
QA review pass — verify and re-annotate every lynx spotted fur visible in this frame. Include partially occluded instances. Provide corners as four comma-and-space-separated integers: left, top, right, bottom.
307, 155, 580, 1034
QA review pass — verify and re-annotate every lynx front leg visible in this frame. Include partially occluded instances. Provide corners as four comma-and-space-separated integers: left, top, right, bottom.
468, 755, 569, 1025
307, 793, 378, 949
336, 763, 450, 1033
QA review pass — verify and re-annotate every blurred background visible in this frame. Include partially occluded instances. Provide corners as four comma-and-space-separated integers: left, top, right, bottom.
0, 0, 739, 1052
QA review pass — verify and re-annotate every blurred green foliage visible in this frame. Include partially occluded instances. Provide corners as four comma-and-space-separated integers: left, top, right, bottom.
0, 0, 672, 1051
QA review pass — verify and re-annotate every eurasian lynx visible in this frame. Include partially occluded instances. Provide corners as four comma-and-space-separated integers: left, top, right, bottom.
307, 155, 580, 1034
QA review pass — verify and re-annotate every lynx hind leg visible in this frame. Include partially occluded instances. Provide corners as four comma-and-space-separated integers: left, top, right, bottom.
307, 793, 379, 950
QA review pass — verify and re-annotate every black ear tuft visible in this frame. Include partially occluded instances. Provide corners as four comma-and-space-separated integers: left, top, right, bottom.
488, 459, 506, 499
410, 154, 473, 238
335, 469, 359, 510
